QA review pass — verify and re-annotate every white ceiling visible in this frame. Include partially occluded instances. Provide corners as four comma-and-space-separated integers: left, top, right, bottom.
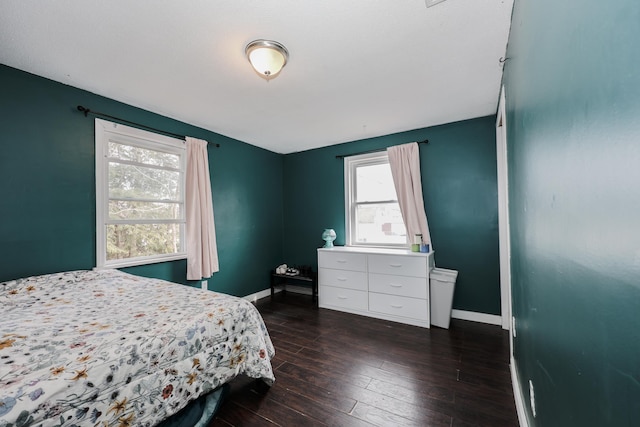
0, 0, 513, 154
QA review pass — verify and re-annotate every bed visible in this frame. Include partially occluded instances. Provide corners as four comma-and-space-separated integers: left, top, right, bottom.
0, 269, 275, 427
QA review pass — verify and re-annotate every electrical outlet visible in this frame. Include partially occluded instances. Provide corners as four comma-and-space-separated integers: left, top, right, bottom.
529, 380, 537, 417
512, 316, 517, 338
201, 280, 207, 290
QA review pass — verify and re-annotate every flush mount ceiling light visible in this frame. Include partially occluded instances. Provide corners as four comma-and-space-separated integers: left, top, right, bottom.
245, 39, 289, 80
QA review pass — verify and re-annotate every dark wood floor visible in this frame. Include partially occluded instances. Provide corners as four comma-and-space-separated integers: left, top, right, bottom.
211, 292, 518, 426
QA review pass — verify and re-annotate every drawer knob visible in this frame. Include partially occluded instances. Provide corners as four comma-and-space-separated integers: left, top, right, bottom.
336, 259, 347, 263
337, 295, 348, 300
337, 277, 347, 281
390, 283, 403, 288
389, 263, 402, 268
391, 304, 403, 309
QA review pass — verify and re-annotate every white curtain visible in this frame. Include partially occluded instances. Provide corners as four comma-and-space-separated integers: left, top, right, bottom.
387, 142, 432, 248
185, 137, 219, 280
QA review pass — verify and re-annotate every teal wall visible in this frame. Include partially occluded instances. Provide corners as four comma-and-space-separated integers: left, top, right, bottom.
283, 117, 501, 315
0, 65, 284, 297
504, 0, 640, 425
0, 64, 503, 316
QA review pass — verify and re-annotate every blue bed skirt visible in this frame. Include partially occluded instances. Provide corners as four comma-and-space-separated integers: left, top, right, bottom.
156, 384, 230, 427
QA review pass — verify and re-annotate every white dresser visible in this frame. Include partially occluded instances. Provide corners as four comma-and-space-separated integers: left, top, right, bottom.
317, 247, 435, 328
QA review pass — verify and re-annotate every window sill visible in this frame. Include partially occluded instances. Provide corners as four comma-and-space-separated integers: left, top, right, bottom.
96, 253, 187, 270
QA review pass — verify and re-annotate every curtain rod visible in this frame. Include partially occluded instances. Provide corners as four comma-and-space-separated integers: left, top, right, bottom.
76, 105, 221, 148
335, 139, 428, 159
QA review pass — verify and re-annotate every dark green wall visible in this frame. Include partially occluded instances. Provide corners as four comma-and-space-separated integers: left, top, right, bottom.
0, 64, 503, 316
0, 65, 284, 297
283, 117, 501, 315
504, 0, 640, 425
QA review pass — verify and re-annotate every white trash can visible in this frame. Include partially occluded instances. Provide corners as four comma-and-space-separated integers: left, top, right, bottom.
430, 268, 458, 329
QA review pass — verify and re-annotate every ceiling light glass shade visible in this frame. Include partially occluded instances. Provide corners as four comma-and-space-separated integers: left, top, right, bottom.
245, 40, 289, 80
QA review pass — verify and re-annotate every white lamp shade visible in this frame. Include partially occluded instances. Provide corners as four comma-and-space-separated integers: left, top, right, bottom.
246, 40, 288, 80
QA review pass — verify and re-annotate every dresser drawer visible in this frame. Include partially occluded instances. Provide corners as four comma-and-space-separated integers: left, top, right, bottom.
369, 292, 429, 321
319, 285, 368, 311
368, 254, 427, 278
319, 268, 367, 291
318, 251, 367, 272
368, 273, 427, 299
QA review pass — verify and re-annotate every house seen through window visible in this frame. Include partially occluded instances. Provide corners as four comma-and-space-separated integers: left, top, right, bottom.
344, 151, 407, 247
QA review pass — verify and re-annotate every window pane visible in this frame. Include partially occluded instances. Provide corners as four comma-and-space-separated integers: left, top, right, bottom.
354, 203, 407, 244
356, 163, 397, 202
106, 224, 181, 260
109, 200, 181, 220
109, 162, 180, 200
109, 141, 179, 169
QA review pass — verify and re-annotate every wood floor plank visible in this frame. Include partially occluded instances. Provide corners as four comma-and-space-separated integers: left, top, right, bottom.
258, 375, 374, 427
351, 401, 445, 427
229, 388, 326, 427
365, 377, 454, 405
276, 360, 374, 390
211, 292, 517, 427
267, 369, 359, 414
346, 384, 455, 426
379, 359, 459, 385
211, 401, 277, 426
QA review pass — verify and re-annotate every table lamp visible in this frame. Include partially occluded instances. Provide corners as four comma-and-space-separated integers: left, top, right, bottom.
322, 229, 337, 248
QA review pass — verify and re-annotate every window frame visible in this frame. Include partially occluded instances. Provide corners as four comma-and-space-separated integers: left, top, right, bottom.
344, 151, 408, 249
95, 118, 187, 269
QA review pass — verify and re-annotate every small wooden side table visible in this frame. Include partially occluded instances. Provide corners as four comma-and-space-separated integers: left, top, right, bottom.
270, 270, 318, 306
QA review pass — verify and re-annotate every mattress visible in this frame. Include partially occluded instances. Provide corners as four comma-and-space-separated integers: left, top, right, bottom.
0, 269, 275, 426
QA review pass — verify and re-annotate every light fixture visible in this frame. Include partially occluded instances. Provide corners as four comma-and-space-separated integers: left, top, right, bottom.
245, 39, 289, 80
322, 229, 336, 248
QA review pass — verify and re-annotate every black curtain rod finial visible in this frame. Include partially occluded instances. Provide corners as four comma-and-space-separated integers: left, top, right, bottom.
77, 105, 90, 117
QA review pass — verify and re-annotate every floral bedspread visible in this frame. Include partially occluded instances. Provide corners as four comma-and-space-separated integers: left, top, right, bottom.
0, 270, 275, 427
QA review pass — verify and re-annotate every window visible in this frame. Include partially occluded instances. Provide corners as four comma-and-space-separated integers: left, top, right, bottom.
95, 119, 186, 268
344, 151, 407, 247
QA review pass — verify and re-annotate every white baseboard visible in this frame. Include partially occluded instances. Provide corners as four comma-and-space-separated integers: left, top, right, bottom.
451, 309, 502, 325
243, 288, 273, 303
511, 357, 530, 427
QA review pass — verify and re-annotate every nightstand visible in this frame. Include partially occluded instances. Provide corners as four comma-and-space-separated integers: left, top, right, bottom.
270, 270, 318, 306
